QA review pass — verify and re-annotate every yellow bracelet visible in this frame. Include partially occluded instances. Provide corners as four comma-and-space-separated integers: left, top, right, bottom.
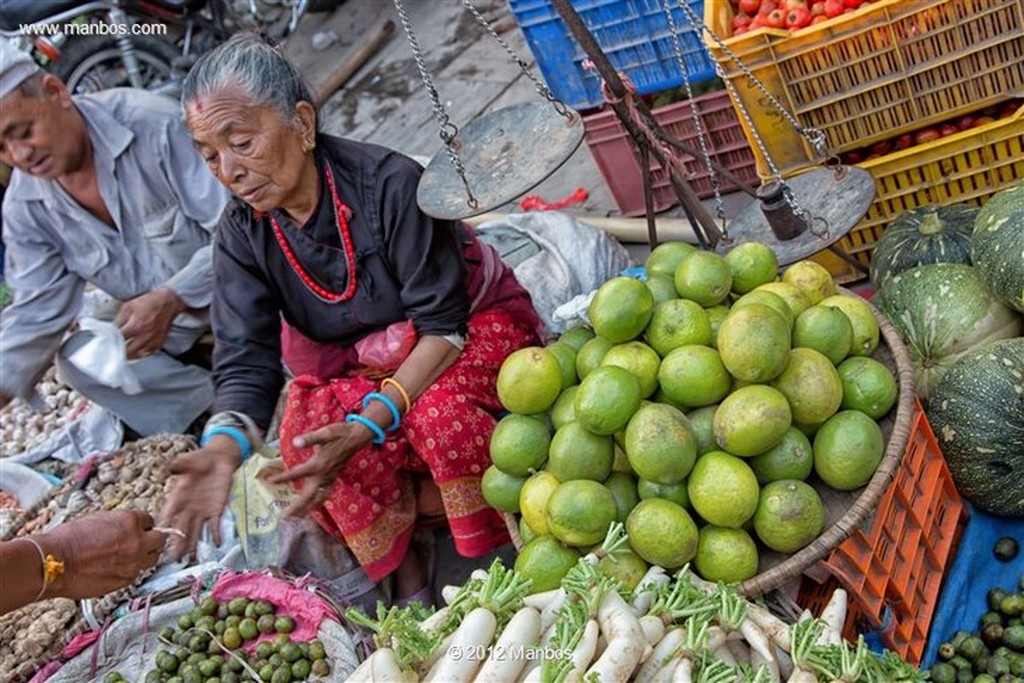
381, 377, 412, 414
19, 537, 63, 601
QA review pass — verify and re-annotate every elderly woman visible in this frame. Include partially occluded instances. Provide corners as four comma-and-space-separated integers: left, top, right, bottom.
161, 34, 543, 603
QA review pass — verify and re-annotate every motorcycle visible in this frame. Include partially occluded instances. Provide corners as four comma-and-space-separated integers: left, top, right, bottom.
0, 0, 344, 97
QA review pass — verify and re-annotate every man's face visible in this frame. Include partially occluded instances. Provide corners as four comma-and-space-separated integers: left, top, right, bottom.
0, 76, 80, 178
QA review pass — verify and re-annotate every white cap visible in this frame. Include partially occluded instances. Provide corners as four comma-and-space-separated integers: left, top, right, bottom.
0, 39, 41, 99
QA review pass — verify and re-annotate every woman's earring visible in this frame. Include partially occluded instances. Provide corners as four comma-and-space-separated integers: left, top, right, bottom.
304, 138, 316, 152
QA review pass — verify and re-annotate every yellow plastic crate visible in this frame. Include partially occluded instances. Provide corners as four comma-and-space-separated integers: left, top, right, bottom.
704, 0, 1024, 178
811, 103, 1024, 282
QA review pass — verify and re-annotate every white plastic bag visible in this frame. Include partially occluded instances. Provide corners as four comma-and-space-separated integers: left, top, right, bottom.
66, 318, 142, 395
0, 460, 54, 508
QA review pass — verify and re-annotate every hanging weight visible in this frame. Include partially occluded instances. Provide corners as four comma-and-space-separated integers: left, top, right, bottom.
758, 181, 810, 242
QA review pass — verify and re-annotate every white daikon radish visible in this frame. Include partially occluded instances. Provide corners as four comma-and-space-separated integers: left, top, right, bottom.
474, 606, 542, 683
423, 607, 496, 683
583, 590, 647, 682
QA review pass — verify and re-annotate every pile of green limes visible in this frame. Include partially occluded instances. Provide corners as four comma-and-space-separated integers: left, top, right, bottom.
104, 595, 331, 683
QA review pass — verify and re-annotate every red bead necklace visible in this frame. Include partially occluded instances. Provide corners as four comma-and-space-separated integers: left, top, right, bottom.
269, 162, 358, 303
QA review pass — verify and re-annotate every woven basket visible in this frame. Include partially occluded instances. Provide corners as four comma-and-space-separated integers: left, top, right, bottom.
504, 289, 915, 598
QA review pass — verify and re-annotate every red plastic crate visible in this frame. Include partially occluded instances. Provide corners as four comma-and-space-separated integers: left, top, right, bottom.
583, 89, 759, 216
798, 398, 968, 664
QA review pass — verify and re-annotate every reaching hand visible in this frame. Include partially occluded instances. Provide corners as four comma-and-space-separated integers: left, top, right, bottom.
44, 510, 167, 599
160, 445, 239, 559
270, 421, 373, 518
115, 288, 186, 359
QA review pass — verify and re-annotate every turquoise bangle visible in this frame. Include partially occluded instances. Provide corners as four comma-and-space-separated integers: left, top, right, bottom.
201, 425, 253, 461
346, 414, 387, 445
362, 392, 401, 432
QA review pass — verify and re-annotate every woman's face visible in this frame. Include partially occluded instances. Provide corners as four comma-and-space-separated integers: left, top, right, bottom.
185, 85, 316, 214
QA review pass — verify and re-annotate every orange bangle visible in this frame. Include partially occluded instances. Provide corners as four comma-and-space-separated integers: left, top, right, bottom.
380, 377, 411, 414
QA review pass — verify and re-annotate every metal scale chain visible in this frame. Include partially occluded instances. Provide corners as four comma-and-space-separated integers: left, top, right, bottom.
392, 0, 578, 212
669, 0, 831, 237
392, 0, 477, 209
458, 0, 577, 122
660, 0, 727, 229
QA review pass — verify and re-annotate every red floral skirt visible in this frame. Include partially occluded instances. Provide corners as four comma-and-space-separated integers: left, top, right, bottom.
279, 309, 539, 582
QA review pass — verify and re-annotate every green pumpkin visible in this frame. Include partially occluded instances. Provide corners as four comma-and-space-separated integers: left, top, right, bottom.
972, 183, 1024, 312
874, 263, 1022, 401
869, 205, 976, 290
929, 338, 1024, 516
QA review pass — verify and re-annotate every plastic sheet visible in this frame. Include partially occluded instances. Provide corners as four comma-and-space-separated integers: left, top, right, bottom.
922, 504, 1024, 666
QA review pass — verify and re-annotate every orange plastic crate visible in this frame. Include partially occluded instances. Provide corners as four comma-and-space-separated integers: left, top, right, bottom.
583, 89, 759, 216
798, 398, 968, 664
811, 101, 1024, 282
704, 0, 1024, 178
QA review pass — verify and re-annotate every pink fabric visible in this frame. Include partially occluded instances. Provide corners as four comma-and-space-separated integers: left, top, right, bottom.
61, 631, 102, 659
27, 661, 62, 683
210, 571, 336, 648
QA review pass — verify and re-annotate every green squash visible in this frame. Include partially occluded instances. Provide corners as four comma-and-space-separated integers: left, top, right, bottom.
929, 338, 1024, 516
972, 183, 1024, 312
869, 205, 977, 290
874, 263, 1022, 401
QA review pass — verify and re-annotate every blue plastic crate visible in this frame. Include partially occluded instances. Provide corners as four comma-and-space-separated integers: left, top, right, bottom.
509, 0, 716, 111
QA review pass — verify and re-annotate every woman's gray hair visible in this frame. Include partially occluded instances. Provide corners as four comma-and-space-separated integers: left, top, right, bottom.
181, 32, 314, 125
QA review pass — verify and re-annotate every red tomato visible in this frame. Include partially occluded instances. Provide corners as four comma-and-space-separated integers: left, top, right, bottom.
734, 25, 750, 34
843, 0, 862, 7
870, 141, 892, 156
811, 14, 829, 22
973, 116, 996, 127
733, 12, 753, 28
758, 0, 778, 14
765, 9, 786, 27
841, 151, 863, 165
956, 116, 976, 131
864, 153, 881, 161
810, 1, 826, 16
940, 124, 960, 137
740, 0, 761, 15
782, 0, 807, 10
914, 128, 941, 145
750, 14, 765, 27
823, 0, 844, 17
786, 7, 812, 27
895, 133, 914, 150
1000, 103, 1020, 119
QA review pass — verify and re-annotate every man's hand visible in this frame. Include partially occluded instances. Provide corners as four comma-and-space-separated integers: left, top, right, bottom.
160, 443, 240, 559
115, 288, 186, 359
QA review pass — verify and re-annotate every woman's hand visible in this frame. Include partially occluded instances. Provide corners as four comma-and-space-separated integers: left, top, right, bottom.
160, 442, 240, 558
270, 421, 374, 518
116, 288, 186, 359
43, 510, 167, 600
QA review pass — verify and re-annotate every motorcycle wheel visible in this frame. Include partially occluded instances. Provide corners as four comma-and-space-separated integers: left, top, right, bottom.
52, 35, 181, 96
